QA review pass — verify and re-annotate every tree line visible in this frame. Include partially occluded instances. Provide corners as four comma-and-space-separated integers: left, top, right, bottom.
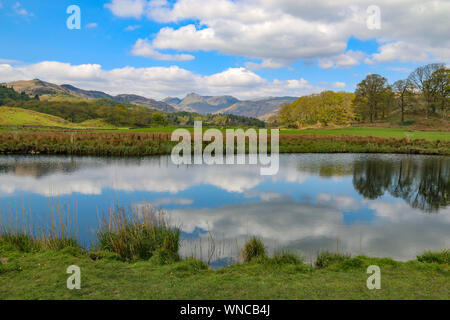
275, 63, 449, 128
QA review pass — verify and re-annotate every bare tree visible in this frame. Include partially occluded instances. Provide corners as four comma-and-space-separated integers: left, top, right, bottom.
408, 63, 445, 118
392, 79, 414, 123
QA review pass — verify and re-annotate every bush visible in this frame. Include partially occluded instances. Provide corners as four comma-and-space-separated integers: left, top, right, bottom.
241, 237, 267, 263
417, 250, 449, 264
97, 205, 180, 262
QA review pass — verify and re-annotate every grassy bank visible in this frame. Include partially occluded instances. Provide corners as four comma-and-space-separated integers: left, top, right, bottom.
0, 131, 449, 156
1, 204, 448, 300
0, 239, 448, 299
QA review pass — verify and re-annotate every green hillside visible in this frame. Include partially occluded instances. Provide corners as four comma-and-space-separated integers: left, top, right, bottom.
0, 106, 114, 129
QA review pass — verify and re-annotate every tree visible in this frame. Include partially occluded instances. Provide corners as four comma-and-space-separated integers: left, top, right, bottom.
151, 112, 169, 126
427, 67, 449, 118
277, 91, 355, 128
408, 63, 445, 117
354, 74, 391, 123
392, 79, 414, 123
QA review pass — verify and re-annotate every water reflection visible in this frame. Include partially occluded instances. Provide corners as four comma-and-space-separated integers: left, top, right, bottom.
0, 154, 448, 263
353, 157, 449, 213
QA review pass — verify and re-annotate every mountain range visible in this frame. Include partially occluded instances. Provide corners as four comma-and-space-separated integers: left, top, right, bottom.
4, 79, 297, 119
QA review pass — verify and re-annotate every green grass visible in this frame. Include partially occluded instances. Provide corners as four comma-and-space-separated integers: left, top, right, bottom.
0, 242, 448, 300
280, 127, 450, 141
0, 106, 76, 128
0, 106, 117, 130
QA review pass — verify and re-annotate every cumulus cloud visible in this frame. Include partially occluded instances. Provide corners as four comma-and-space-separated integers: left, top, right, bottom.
106, 0, 450, 67
365, 41, 430, 64
318, 50, 365, 69
0, 61, 323, 99
131, 38, 195, 61
105, 0, 147, 19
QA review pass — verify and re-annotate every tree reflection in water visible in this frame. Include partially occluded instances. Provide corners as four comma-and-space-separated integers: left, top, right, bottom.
352, 157, 449, 213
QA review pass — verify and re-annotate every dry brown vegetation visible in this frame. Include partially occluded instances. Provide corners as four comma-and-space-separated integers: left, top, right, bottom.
0, 131, 448, 156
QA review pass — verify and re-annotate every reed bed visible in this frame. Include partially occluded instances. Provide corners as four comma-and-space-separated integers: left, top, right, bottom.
0, 131, 448, 156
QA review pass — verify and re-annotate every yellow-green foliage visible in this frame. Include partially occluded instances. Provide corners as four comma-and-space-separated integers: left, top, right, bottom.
0, 106, 116, 129
278, 91, 355, 128
78, 119, 116, 129
0, 106, 75, 127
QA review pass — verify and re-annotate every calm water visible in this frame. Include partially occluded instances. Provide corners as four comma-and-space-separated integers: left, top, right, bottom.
0, 154, 449, 266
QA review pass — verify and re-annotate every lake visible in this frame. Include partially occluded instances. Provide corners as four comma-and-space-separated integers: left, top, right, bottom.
0, 154, 448, 267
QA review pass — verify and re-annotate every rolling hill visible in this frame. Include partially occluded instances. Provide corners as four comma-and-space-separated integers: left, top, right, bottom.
5, 80, 175, 112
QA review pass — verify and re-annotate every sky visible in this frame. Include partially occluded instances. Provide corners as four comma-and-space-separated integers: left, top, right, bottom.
0, 0, 449, 100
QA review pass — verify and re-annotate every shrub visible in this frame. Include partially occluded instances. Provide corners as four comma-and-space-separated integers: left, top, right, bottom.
241, 237, 267, 263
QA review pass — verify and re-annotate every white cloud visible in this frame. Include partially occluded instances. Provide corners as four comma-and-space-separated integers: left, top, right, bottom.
0, 58, 20, 64
131, 38, 195, 61
332, 82, 346, 89
107, 0, 450, 67
105, 0, 147, 19
148, 197, 194, 207
0, 61, 323, 99
13, 2, 33, 16
365, 41, 430, 64
318, 50, 365, 69
85, 23, 98, 29
125, 24, 141, 31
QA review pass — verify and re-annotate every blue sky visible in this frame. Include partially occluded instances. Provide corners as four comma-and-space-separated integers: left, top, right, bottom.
0, 0, 448, 99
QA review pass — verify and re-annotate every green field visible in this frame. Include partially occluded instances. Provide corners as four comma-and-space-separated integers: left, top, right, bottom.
106, 126, 450, 141
0, 243, 448, 300
1, 107, 449, 141
280, 127, 450, 141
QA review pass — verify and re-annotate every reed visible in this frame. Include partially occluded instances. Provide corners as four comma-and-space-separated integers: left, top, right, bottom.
0, 200, 80, 252
96, 204, 181, 262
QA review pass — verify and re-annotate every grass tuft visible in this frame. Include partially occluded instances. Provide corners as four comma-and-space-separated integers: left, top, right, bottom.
241, 237, 267, 263
96, 204, 181, 262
